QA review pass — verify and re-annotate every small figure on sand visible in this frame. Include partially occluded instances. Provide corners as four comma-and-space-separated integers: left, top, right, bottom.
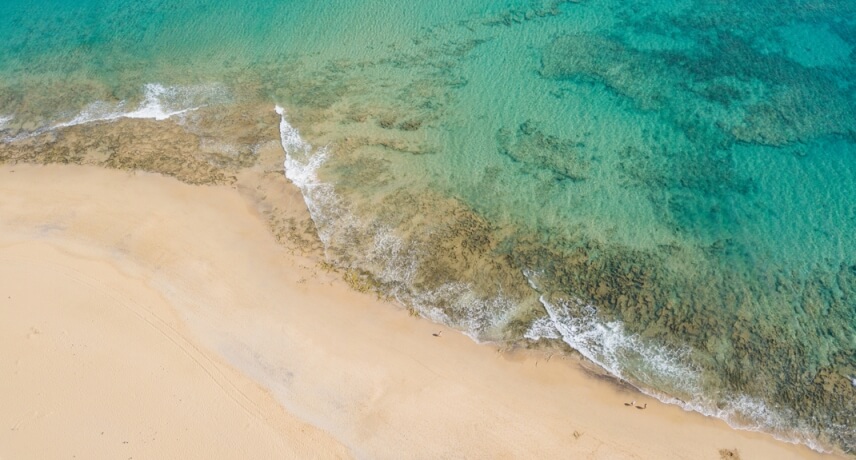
432, 331, 443, 337
624, 400, 635, 407
635, 403, 647, 410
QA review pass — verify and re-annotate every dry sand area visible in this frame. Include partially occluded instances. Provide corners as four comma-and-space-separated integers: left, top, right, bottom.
0, 163, 839, 459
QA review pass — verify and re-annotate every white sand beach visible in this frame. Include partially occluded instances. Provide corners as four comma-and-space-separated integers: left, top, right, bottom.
0, 163, 839, 459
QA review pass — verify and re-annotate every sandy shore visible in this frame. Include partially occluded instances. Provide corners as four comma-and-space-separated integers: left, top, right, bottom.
0, 163, 839, 459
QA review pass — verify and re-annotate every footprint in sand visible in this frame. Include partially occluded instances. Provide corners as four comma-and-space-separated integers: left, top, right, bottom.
719, 448, 740, 460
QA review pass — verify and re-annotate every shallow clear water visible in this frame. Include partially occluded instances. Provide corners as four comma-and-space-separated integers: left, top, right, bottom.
2, 0, 854, 453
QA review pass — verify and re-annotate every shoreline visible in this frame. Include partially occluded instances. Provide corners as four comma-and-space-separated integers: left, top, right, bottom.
0, 163, 841, 459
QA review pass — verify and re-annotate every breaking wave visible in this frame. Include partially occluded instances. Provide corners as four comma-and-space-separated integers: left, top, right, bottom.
523, 272, 831, 453
276, 105, 516, 338
4, 83, 229, 142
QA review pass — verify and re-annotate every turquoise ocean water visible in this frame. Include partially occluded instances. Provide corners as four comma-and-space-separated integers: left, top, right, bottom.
1, 0, 854, 453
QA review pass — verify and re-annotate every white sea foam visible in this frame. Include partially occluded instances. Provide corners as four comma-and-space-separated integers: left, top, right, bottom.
277, 104, 417, 279
0, 115, 12, 130
276, 104, 340, 250
408, 282, 518, 340
522, 271, 830, 453
529, 291, 700, 395
57, 83, 227, 128
3, 83, 228, 143
523, 315, 560, 340
277, 105, 454, 312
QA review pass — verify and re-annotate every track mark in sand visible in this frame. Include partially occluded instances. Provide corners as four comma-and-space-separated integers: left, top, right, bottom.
10, 410, 49, 432
405, 354, 449, 380
26, 327, 41, 339
0, 254, 269, 425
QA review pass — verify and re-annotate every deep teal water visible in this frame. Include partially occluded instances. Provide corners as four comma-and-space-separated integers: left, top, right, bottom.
1, 0, 854, 453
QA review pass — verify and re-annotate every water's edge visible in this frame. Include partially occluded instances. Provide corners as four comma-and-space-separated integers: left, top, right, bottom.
274, 105, 842, 455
